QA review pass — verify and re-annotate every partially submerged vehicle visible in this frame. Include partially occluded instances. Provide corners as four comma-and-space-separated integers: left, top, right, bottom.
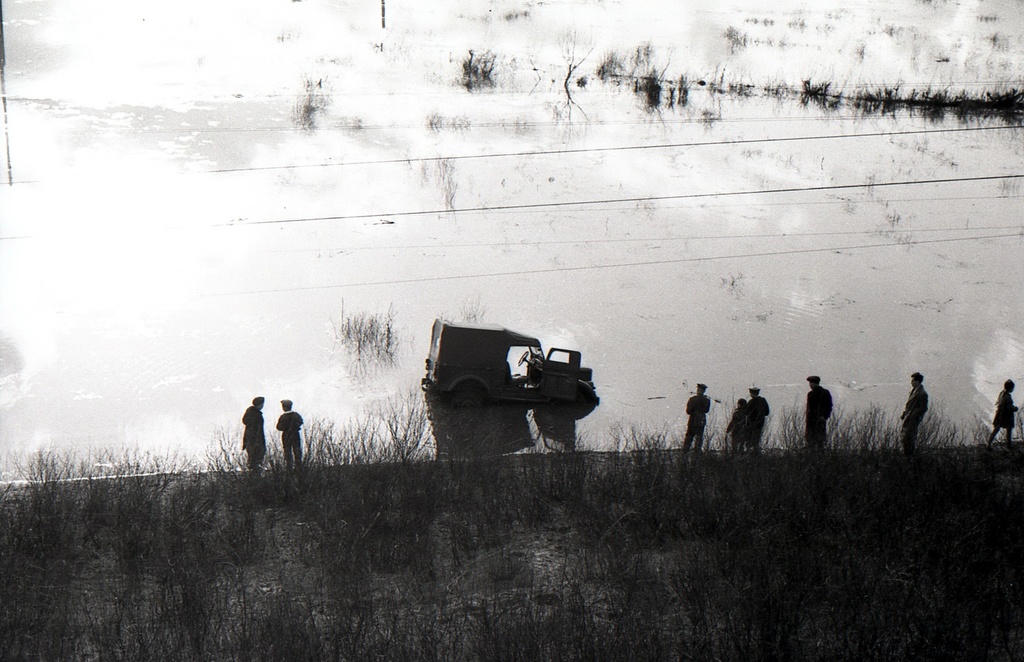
421, 319, 599, 407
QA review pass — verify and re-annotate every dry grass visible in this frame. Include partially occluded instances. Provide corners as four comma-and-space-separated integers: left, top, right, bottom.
3, 408, 1024, 659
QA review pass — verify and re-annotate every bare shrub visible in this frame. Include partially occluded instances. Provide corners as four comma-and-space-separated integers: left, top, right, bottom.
724, 26, 749, 53
334, 302, 399, 364
436, 158, 458, 211
458, 295, 487, 323
800, 79, 842, 109
306, 393, 432, 465
636, 73, 663, 109
628, 42, 656, 76
610, 421, 673, 452
770, 405, 974, 453
371, 392, 433, 462
559, 30, 593, 98
293, 74, 331, 131
673, 74, 690, 106
426, 112, 471, 133
596, 50, 626, 82
461, 49, 497, 90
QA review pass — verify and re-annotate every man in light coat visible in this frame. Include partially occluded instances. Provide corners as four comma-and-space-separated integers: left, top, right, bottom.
900, 372, 928, 455
987, 380, 1018, 450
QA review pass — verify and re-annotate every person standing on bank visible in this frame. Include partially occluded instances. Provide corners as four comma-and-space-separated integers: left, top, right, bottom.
727, 398, 749, 452
987, 380, 1018, 450
277, 399, 305, 471
899, 372, 929, 455
242, 396, 267, 472
683, 383, 712, 452
746, 387, 771, 451
805, 376, 833, 450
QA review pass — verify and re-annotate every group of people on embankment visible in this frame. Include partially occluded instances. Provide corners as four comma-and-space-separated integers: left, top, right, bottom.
241, 396, 305, 472
683, 373, 1019, 456
235, 373, 1018, 470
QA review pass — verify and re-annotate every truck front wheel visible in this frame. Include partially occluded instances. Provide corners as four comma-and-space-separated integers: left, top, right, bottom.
577, 383, 599, 404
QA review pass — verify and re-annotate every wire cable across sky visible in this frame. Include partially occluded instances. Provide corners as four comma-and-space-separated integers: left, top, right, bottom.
220, 172, 1024, 229
207, 230, 1022, 296
196, 124, 1023, 176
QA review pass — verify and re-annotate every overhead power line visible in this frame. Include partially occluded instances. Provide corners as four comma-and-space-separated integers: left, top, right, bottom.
252, 224, 1024, 254
207, 231, 1021, 296
199, 124, 1022, 176
2, 124, 1019, 187
222, 173, 1024, 229
3, 174, 1020, 243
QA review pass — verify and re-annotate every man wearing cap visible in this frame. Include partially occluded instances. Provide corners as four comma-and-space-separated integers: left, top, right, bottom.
277, 399, 305, 471
899, 372, 929, 455
683, 383, 712, 452
242, 396, 267, 472
746, 387, 771, 451
805, 376, 833, 450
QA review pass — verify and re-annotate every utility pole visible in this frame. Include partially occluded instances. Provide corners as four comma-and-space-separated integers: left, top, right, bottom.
0, 0, 12, 185
380, 0, 385, 29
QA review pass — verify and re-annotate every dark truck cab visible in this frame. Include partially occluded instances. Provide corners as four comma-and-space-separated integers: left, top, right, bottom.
421, 319, 599, 407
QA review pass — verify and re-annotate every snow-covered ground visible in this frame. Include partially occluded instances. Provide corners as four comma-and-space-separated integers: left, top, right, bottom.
1, 0, 1023, 462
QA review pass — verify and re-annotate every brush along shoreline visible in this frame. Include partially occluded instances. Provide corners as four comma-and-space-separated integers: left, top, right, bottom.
4, 409, 1024, 660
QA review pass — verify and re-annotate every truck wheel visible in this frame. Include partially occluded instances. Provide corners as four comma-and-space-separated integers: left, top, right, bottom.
452, 386, 486, 408
577, 383, 599, 404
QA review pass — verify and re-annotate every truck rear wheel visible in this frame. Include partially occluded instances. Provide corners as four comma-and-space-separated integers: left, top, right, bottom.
452, 385, 486, 408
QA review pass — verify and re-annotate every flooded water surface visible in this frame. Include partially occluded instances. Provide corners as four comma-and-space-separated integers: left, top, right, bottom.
1, 0, 1023, 466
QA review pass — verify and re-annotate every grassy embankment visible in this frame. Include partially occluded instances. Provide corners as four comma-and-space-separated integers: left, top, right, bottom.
3, 405, 1024, 661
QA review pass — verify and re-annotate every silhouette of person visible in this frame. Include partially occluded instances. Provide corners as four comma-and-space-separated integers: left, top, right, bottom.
726, 398, 749, 452
987, 380, 1018, 450
899, 372, 929, 455
242, 396, 266, 472
276, 399, 305, 471
745, 387, 770, 451
805, 376, 833, 449
682, 383, 712, 452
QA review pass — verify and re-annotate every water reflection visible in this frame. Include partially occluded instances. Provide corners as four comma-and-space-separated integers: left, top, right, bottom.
424, 393, 597, 459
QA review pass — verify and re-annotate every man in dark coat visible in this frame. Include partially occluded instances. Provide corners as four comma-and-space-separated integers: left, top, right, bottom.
899, 372, 929, 455
242, 396, 266, 472
805, 376, 833, 449
746, 387, 770, 451
276, 399, 305, 471
727, 398, 749, 452
987, 380, 1018, 449
682, 383, 712, 452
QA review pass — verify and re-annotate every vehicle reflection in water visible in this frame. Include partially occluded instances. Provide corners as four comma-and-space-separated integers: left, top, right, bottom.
424, 393, 597, 459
